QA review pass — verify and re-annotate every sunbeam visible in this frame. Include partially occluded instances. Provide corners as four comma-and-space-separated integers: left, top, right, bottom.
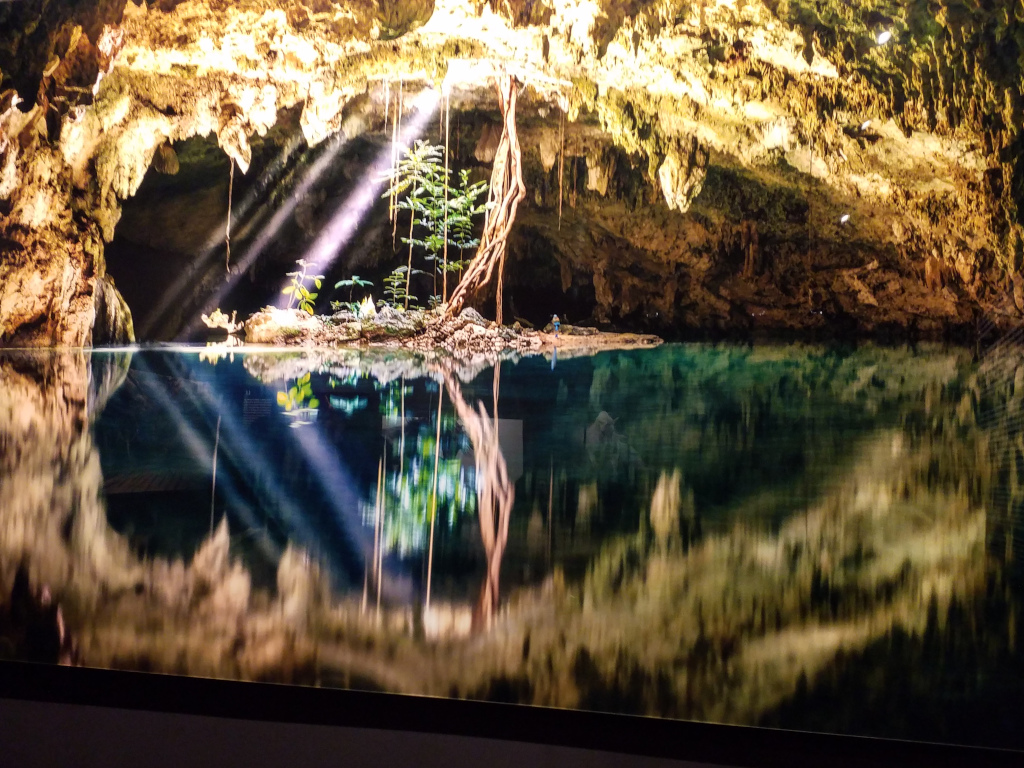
141, 133, 306, 340
275, 87, 441, 306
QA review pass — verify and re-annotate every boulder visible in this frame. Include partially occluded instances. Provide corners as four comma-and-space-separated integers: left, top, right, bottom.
244, 307, 323, 344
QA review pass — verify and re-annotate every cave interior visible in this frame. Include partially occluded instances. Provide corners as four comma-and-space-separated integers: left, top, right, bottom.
0, 0, 1022, 346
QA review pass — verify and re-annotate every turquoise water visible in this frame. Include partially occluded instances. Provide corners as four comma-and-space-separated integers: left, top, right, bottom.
1, 343, 1022, 749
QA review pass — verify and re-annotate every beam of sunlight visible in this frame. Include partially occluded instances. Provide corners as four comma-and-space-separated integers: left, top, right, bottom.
141, 134, 306, 339
288, 414, 415, 600
177, 128, 359, 339
129, 355, 283, 557
275, 87, 441, 306
181, 86, 438, 334
154, 352, 406, 589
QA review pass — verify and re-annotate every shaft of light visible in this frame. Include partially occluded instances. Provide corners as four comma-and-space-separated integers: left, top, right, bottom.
183, 129, 356, 337
145, 134, 304, 340
276, 88, 441, 305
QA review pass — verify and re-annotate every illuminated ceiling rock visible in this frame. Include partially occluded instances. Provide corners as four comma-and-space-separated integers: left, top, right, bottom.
657, 138, 709, 213
377, 0, 438, 40
0, 0, 1023, 343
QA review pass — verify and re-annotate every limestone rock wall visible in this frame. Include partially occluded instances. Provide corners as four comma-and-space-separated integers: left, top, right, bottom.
1, 0, 1023, 342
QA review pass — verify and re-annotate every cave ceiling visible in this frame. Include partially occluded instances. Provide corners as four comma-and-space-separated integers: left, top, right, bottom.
1, 0, 1023, 344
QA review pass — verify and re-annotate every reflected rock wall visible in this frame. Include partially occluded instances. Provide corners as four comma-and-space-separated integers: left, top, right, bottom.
0, 345, 1020, 744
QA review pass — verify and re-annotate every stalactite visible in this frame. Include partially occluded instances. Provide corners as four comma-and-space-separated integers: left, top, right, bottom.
392, 79, 403, 247
571, 143, 578, 208
446, 72, 527, 320
365, 455, 383, 615
399, 377, 406, 477
210, 415, 221, 533
376, 451, 385, 619
405, 202, 416, 309
425, 388, 444, 610
548, 457, 553, 564
383, 78, 390, 184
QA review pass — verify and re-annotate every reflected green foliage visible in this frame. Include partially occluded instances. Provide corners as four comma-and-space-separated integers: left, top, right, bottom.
330, 396, 367, 416
277, 372, 320, 427
368, 379, 476, 557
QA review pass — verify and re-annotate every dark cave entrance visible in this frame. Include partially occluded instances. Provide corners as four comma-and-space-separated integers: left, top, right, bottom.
105, 131, 238, 342
502, 225, 599, 330
105, 112, 409, 342
104, 103, 651, 342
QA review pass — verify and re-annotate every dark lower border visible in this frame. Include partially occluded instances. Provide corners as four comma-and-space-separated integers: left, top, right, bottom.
1, 660, 1022, 768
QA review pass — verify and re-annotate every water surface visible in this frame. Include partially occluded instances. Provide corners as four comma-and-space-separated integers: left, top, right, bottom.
1, 342, 1022, 750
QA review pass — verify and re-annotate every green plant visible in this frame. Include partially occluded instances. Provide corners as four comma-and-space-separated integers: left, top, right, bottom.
282, 258, 324, 315
382, 265, 425, 309
382, 141, 489, 307
367, 381, 477, 557
439, 168, 489, 279
334, 275, 374, 302
331, 275, 375, 314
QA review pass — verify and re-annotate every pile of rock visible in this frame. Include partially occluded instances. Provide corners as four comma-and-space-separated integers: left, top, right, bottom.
243, 305, 543, 359
407, 308, 542, 357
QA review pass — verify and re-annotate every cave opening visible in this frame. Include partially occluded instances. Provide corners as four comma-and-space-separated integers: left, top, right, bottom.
104, 109, 422, 342
103, 98, 616, 342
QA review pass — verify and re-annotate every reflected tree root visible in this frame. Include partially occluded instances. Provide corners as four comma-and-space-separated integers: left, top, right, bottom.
442, 367, 514, 631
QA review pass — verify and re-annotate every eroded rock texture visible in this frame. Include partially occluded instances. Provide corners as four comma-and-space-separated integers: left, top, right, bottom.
1, 0, 1023, 343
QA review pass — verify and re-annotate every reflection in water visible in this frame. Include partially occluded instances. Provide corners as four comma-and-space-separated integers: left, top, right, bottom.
443, 368, 514, 630
1, 344, 1023, 749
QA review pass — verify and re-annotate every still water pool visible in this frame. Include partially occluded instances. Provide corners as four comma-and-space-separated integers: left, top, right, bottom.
1, 343, 1023, 749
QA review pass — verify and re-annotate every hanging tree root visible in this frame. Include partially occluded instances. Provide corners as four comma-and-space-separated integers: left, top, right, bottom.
445, 72, 526, 322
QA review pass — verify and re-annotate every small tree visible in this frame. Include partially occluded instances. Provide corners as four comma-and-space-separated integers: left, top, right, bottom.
382, 265, 426, 308
383, 140, 443, 308
382, 140, 489, 308
282, 258, 324, 315
441, 168, 489, 287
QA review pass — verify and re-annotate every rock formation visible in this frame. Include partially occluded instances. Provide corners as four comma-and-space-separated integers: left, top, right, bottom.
1, 0, 1023, 343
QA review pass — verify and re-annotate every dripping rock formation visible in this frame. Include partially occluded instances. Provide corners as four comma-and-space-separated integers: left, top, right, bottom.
1, 0, 1023, 344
